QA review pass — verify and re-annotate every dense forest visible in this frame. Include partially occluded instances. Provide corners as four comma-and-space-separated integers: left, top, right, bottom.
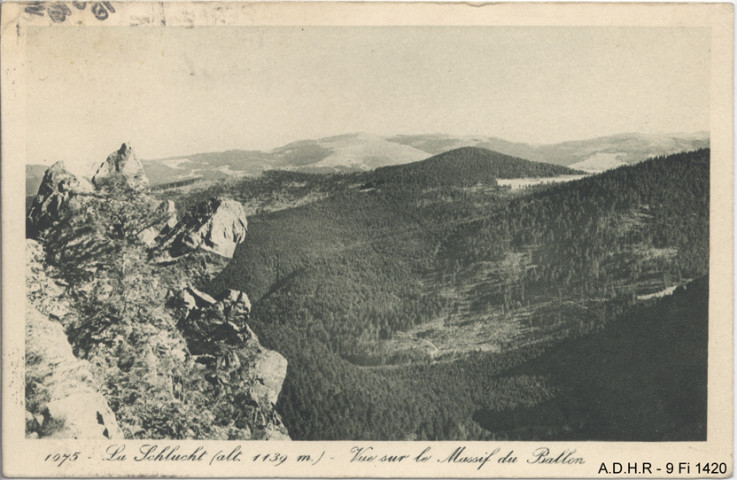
437, 149, 709, 311
170, 148, 712, 440
476, 275, 708, 441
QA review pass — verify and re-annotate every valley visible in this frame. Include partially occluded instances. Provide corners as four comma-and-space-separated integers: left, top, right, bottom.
175, 147, 707, 440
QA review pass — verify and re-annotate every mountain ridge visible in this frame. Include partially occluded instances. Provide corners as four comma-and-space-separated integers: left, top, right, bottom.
25, 131, 708, 193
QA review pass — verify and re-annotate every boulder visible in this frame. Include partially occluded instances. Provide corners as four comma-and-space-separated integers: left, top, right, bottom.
92, 143, 149, 190
164, 198, 247, 258
26, 162, 93, 238
240, 328, 289, 440
262, 422, 291, 441
137, 226, 159, 247
25, 306, 123, 439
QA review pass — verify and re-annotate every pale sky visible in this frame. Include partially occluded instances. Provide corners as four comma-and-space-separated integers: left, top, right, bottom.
26, 26, 710, 171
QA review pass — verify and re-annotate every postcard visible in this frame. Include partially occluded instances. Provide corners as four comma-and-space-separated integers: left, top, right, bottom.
1, 1, 733, 477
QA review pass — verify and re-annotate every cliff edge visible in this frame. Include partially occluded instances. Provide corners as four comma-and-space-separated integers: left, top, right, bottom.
25, 143, 289, 440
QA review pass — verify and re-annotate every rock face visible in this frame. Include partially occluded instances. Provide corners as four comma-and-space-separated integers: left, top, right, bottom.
25, 151, 289, 440
176, 288, 252, 355
26, 239, 71, 322
92, 143, 149, 190
163, 198, 248, 258
174, 287, 289, 439
26, 162, 93, 238
245, 341, 290, 440
25, 305, 123, 439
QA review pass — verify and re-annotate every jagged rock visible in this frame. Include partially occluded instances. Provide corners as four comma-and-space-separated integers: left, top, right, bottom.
25, 306, 122, 439
240, 328, 289, 440
26, 164, 289, 440
163, 198, 247, 258
92, 143, 149, 190
220, 289, 252, 322
26, 162, 93, 238
262, 423, 290, 441
177, 288, 252, 356
180, 287, 251, 324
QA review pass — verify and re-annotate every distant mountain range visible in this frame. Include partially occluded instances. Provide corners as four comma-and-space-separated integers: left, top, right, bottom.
26, 131, 708, 194
388, 131, 710, 171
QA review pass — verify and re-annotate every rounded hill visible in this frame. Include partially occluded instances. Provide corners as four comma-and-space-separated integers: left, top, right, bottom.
370, 146, 582, 188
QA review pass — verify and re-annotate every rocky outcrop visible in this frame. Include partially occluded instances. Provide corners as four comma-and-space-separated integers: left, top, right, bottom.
175, 288, 252, 355
25, 305, 122, 439
92, 143, 149, 190
161, 198, 248, 258
26, 162, 93, 238
174, 287, 289, 439
25, 146, 288, 440
243, 338, 290, 440
27, 143, 149, 239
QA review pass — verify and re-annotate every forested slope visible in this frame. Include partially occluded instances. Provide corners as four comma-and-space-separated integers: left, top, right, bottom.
438, 149, 709, 305
475, 276, 708, 441
368, 147, 581, 187
192, 148, 709, 440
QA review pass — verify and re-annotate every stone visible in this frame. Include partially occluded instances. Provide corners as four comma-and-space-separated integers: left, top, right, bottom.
164, 198, 247, 258
25, 171, 289, 440
178, 287, 250, 355
262, 423, 291, 441
180, 289, 198, 311
137, 226, 159, 247
248, 346, 288, 406
26, 239, 72, 324
26, 162, 93, 238
222, 289, 252, 311
25, 306, 123, 439
186, 286, 217, 307
219, 289, 251, 323
92, 143, 149, 190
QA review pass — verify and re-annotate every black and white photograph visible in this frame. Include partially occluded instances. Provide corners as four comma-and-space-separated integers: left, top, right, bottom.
2, 1, 733, 478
